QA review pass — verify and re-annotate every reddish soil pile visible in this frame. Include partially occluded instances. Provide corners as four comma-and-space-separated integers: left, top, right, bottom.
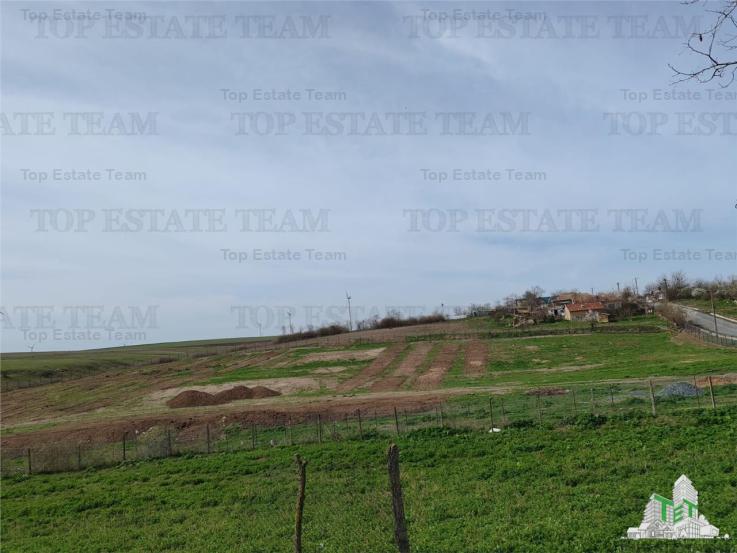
250, 386, 281, 399
213, 385, 253, 402
166, 385, 280, 408
166, 390, 220, 408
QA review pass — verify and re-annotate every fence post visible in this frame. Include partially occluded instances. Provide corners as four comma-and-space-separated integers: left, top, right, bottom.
648, 380, 657, 417
609, 387, 615, 411
251, 423, 257, 449
536, 395, 543, 425
387, 444, 411, 553
708, 377, 716, 411
289, 417, 294, 446
206, 424, 211, 454
294, 455, 308, 553
317, 415, 322, 444
167, 427, 173, 456
77, 444, 82, 470
394, 407, 400, 435
122, 432, 127, 461
489, 396, 494, 429
694, 376, 702, 408
590, 388, 595, 414
26, 448, 32, 475
572, 389, 577, 414
358, 409, 363, 439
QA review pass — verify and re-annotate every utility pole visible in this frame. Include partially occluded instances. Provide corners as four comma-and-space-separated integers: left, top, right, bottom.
662, 278, 669, 303
345, 292, 353, 331
633, 277, 639, 297
710, 289, 720, 341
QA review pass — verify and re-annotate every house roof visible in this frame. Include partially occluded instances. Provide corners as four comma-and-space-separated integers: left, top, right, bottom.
567, 302, 606, 312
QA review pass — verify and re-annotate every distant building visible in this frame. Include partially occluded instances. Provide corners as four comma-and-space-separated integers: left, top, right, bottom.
564, 302, 609, 323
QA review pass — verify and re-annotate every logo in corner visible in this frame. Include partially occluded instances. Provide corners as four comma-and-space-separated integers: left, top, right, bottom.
627, 475, 723, 540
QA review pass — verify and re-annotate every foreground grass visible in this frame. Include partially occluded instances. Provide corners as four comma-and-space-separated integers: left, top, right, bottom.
2, 409, 735, 552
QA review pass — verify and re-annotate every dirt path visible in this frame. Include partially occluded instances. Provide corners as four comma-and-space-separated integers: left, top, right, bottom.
370, 342, 433, 392
415, 343, 459, 390
336, 343, 406, 392
464, 340, 488, 377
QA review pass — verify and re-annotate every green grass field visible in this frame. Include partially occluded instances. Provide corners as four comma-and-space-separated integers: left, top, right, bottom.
2, 408, 735, 552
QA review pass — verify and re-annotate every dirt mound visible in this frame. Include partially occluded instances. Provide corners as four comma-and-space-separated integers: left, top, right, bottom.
213, 385, 253, 402
167, 385, 280, 408
250, 386, 282, 399
166, 390, 219, 408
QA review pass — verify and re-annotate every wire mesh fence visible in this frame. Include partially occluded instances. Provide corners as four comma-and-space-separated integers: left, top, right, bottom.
3, 374, 736, 477
684, 323, 737, 347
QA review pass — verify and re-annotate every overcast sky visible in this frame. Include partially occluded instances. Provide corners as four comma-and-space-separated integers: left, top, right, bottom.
1, 1, 735, 351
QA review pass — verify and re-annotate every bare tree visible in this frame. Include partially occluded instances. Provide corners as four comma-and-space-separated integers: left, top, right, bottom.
670, 1, 737, 86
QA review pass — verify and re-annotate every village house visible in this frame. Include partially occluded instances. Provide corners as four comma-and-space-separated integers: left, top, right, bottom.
564, 302, 609, 323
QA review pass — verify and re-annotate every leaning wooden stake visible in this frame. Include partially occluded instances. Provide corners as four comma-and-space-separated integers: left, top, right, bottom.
387, 444, 410, 553
648, 380, 657, 417
294, 455, 308, 553
708, 376, 716, 411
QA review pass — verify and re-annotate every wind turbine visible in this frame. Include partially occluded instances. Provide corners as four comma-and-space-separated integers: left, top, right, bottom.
345, 291, 353, 331
27, 344, 35, 353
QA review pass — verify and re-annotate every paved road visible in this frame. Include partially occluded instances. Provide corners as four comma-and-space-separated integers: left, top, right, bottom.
679, 305, 737, 338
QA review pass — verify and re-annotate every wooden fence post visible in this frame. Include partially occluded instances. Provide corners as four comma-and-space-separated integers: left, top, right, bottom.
387, 444, 410, 553
251, 423, 257, 449
122, 432, 127, 461
26, 448, 32, 475
317, 415, 322, 444
489, 396, 494, 429
206, 424, 211, 454
609, 387, 615, 410
590, 388, 595, 414
648, 380, 657, 417
708, 377, 716, 411
358, 409, 363, 439
394, 407, 400, 435
294, 455, 308, 553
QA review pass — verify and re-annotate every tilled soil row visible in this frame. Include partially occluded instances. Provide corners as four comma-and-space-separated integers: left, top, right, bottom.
370, 342, 434, 392
464, 340, 489, 377
336, 343, 405, 392
415, 343, 460, 390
